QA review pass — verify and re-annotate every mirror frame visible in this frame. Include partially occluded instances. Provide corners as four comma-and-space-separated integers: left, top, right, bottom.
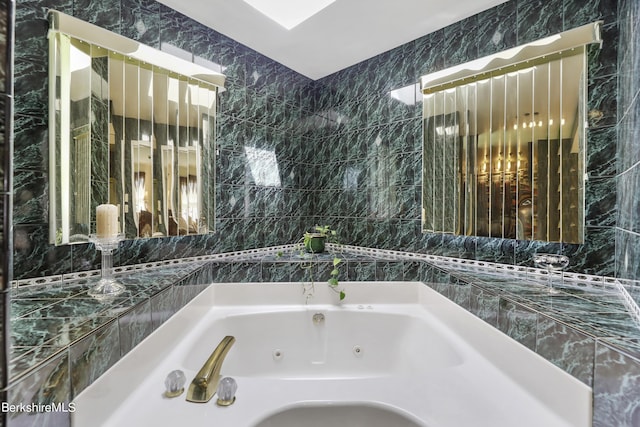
420, 21, 602, 244
47, 10, 225, 245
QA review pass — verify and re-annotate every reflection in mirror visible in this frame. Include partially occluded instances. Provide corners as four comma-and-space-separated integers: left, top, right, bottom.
48, 10, 225, 244
421, 22, 602, 244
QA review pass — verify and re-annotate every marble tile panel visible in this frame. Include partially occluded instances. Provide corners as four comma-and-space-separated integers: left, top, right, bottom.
121, 4, 160, 49
389, 219, 420, 253
218, 261, 264, 283
149, 286, 178, 330
564, 0, 618, 29
615, 229, 640, 281
587, 125, 617, 177
535, 316, 595, 386
428, 267, 451, 296
0, 289, 5, 390
340, 97, 370, 133
413, 229, 439, 252
601, 337, 640, 360
468, 286, 500, 327
13, 225, 72, 280
394, 152, 420, 187
245, 90, 268, 126
260, 261, 295, 282
7, 350, 71, 427
416, 262, 434, 283
497, 298, 537, 350
374, 261, 404, 282
9, 345, 64, 383
585, 176, 617, 227
442, 17, 479, 68
587, 23, 618, 80
440, 234, 480, 262
118, 300, 152, 356
217, 149, 249, 186
13, 14, 47, 117
209, 35, 248, 86
346, 261, 376, 282
530, 292, 627, 316
13, 169, 46, 225
69, 319, 119, 398
623, 95, 640, 170
173, 282, 207, 308
117, 236, 179, 266
272, 65, 312, 104
449, 278, 472, 310
0, 3, 5, 92
516, 0, 563, 46
401, 261, 422, 281
11, 298, 59, 318
593, 342, 640, 427
413, 29, 445, 78
72, 0, 120, 33
617, 165, 638, 231
294, 259, 333, 285
588, 73, 618, 129
564, 226, 615, 276
219, 87, 248, 122
476, 1, 517, 58
17, 294, 139, 320
13, 114, 47, 170
366, 46, 414, 95
244, 50, 279, 92
157, 14, 206, 60
576, 311, 640, 340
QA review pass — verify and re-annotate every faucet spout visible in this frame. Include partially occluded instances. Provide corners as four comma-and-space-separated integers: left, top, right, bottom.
186, 335, 236, 403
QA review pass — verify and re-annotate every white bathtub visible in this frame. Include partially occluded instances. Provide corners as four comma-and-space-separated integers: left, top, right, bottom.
72, 281, 592, 427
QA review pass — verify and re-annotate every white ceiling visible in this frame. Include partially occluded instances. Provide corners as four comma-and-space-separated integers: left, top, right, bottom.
156, 0, 508, 80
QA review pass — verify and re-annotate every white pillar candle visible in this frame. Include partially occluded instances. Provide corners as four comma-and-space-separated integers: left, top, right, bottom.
96, 204, 119, 238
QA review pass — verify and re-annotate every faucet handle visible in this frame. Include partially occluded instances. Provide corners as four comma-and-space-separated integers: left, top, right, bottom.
216, 377, 237, 406
164, 370, 186, 398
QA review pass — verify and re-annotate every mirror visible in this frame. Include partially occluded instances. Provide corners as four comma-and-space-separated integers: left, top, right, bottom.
48, 11, 224, 245
421, 22, 602, 244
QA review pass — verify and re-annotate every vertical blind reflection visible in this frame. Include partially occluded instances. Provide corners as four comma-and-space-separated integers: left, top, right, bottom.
422, 52, 585, 244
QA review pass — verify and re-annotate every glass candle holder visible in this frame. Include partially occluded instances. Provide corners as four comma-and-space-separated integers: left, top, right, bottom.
533, 253, 569, 295
88, 233, 125, 298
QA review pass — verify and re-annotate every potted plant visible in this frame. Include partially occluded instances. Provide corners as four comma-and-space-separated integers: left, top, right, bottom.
299, 225, 345, 301
302, 225, 335, 253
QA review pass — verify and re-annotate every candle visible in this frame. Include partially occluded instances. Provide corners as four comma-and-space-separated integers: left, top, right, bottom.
96, 204, 119, 238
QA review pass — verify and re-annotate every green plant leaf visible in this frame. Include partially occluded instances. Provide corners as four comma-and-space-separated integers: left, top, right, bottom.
333, 257, 342, 266
331, 268, 339, 276
328, 277, 338, 287
339, 291, 345, 300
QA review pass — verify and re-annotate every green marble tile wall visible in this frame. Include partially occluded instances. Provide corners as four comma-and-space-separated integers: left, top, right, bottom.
2, 2, 639, 426
12, 0, 318, 281
616, 0, 640, 280
9, 0, 640, 284
7, 249, 640, 427
1, 1, 13, 426
310, 0, 626, 279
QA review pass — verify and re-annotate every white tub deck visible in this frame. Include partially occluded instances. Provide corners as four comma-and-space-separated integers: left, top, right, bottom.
72, 281, 592, 427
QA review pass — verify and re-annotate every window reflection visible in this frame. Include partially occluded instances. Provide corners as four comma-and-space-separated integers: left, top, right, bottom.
244, 146, 281, 187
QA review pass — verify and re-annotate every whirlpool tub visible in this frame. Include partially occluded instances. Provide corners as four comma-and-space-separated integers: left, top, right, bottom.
72, 282, 592, 427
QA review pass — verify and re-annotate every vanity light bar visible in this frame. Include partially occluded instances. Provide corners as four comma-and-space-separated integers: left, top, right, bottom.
47, 10, 226, 88
421, 21, 602, 94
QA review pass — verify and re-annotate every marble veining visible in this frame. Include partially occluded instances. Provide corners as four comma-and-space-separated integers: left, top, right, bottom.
6, 0, 640, 423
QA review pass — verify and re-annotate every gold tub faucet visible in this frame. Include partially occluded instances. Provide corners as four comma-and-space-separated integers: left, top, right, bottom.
186, 335, 236, 403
